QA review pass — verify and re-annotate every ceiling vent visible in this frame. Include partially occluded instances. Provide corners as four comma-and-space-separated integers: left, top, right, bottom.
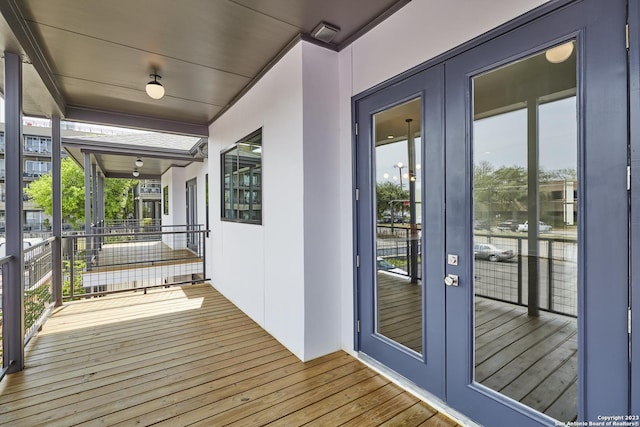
311, 22, 340, 44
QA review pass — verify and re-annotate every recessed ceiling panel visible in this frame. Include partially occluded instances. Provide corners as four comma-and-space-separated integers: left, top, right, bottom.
1, 0, 410, 127
22, 0, 299, 77
231, 0, 407, 45
58, 76, 223, 124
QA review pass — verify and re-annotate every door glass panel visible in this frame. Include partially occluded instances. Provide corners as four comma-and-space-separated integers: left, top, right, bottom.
472, 40, 578, 421
373, 98, 423, 354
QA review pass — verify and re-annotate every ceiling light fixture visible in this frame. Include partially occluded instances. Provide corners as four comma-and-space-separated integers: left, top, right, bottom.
133, 169, 140, 177
545, 41, 574, 64
145, 73, 165, 99
135, 158, 144, 167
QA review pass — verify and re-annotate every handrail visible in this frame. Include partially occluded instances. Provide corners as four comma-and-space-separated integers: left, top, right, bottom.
62, 228, 210, 300
0, 254, 14, 266
23, 236, 55, 253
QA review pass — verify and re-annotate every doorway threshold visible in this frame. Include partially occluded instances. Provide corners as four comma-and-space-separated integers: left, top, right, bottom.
358, 352, 482, 427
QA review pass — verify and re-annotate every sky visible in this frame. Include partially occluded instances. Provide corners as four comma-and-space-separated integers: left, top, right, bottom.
375, 96, 577, 189
474, 97, 577, 172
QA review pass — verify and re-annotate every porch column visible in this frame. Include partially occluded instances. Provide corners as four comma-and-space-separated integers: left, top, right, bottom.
3, 51, 25, 373
84, 152, 92, 272
97, 173, 104, 249
91, 164, 98, 255
98, 174, 104, 226
51, 115, 63, 307
527, 99, 540, 317
406, 119, 418, 284
92, 163, 98, 227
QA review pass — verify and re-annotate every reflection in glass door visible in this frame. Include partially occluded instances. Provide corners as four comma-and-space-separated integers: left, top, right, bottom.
373, 98, 422, 353
186, 178, 198, 252
472, 41, 578, 421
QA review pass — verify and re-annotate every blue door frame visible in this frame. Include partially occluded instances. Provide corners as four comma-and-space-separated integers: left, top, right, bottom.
354, 0, 632, 424
629, 0, 640, 418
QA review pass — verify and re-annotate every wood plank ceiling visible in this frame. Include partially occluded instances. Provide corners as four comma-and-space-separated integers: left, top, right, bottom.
0, 0, 409, 136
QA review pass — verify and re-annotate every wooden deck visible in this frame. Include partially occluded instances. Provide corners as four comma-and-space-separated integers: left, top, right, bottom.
475, 298, 577, 422
91, 240, 201, 272
377, 272, 577, 421
0, 284, 459, 427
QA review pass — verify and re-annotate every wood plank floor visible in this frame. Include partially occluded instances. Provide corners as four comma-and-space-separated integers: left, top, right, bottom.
92, 240, 201, 272
0, 284, 459, 427
377, 273, 577, 421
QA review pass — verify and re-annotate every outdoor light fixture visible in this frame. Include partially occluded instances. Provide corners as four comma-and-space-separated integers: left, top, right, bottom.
545, 41, 574, 64
132, 169, 140, 177
145, 73, 165, 99
135, 158, 144, 168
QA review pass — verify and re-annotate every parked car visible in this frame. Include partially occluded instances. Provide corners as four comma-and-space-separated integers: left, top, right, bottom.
473, 220, 490, 230
496, 219, 520, 232
474, 243, 515, 262
377, 257, 408, 275
517, 221, 552, 232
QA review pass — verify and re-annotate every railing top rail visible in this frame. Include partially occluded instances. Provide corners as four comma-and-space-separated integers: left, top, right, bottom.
64, 229, 210, 239
23, 236, 55, 253
0, 254, 14, 266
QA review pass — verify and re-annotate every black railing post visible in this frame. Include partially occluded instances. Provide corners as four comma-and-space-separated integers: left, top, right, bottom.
69, 240, 75, 299
517, 237, 523, 305
202, 229, 206, 282
548, 239, 554, 312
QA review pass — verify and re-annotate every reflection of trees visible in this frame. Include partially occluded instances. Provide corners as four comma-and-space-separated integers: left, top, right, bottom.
376, 182, 409, 218
474, 161, 577, 226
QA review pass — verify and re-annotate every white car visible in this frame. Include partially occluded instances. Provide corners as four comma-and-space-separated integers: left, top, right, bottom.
517, 221, 552, 232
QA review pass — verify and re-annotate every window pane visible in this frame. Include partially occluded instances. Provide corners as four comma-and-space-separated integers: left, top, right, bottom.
373, 98, 423, 354
221, 130, 262, 224
472, 40, 578, 421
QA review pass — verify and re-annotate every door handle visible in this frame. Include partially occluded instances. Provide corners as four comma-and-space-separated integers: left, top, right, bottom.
444, 274, 459, 287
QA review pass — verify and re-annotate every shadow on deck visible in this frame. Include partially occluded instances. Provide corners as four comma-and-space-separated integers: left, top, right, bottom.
0, 284, 459, 426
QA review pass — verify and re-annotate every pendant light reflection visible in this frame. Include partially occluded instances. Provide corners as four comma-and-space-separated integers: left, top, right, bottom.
133, 169, 140, 177
545, 41, 574, 64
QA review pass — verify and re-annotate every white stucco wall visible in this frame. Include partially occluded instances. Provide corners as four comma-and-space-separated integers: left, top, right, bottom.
161, 166, 186, 249
209, 43, 306, 358
301, 43, 341, 359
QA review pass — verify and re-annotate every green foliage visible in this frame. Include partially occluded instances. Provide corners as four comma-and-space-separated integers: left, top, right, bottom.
62, 258, 87, 299
473, 161, 578, 225
25, 158, 136, 228
376, 182, 409, 218
24, 283, 52, 332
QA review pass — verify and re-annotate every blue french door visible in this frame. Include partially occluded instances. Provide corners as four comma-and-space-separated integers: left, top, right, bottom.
356, 0, 630, 425
356, 64, 446, 396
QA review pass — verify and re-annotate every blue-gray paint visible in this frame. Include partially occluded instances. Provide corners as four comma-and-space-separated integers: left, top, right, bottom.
354, 0, 631, 424
445, 0, 628, 423
629, 0, 640, 417
3, 51, 25, 373
355, 64, 446, 399
52, 115, 63, 307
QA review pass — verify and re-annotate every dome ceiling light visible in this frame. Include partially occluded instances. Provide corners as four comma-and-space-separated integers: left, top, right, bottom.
145, 73, 165, 99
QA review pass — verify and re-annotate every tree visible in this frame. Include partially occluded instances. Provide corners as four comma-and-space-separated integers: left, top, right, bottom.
25, 157, 136, 229
376, 181, 409, 218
